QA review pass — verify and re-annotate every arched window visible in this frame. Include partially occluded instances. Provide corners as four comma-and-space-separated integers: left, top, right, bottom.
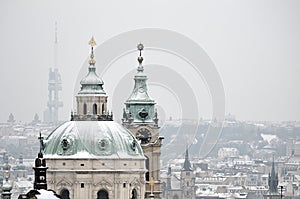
83, 103, 87, 115
93, 103, 97, 115
102, 104, 105, 114
173, 195, 179, 199
145, 156, 150, 181
60, 189, 70, 199
131, 189, 137, 199
97, 189, 109, 199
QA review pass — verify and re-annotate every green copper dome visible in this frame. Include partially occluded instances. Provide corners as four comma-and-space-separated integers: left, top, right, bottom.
80, 67, 103, 85
2, 181, 12, 192
78, 66, 106, 95
43, 121, 144, 159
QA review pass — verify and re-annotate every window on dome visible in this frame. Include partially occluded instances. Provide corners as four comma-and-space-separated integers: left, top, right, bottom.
62, 139, 69, 151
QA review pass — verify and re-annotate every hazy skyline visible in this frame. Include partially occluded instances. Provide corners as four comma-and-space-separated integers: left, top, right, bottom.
1, 0, 300, 122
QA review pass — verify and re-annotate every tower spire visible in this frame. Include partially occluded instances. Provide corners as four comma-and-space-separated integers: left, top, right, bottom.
88, 36, 96, 66
182, 146, 193, 171
268, 155, 278, 193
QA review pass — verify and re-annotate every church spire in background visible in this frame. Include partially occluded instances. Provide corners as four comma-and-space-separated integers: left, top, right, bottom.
268, 155, 279, 194
182, 146, 193, 171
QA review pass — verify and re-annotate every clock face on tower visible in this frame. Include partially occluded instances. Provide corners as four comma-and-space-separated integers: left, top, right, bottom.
136, 128, 152, 144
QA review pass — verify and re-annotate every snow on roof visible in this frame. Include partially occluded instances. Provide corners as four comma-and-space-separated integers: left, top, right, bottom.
14, 180, 32, 188
35, 189, 60, 199
261, 134, 278, 144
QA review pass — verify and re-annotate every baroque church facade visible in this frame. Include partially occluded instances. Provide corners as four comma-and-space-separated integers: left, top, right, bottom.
41, 38, 162, 199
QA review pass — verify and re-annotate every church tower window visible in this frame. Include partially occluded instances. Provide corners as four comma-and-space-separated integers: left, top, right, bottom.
145, 156, 150, 181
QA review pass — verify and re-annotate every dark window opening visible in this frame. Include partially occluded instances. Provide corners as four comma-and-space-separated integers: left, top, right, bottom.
93, 104, 97, 115
97, 189, 109, 199
102, 104, 105, 114
81, 183, 84, 188
145, 156, 150, 181
83, 103, 87, 115
131, 189, 137, 199
60, 189, 70, 199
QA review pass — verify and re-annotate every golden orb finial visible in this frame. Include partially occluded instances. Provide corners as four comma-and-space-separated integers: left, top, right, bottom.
89, 36, 96, 47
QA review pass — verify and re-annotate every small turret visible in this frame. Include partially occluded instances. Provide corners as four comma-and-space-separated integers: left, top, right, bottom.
33, 133, 48, 190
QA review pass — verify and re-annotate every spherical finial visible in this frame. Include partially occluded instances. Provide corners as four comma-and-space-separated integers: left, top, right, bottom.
137, 43, 144, 51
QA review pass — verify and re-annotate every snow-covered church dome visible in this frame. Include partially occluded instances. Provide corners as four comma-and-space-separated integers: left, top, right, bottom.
43, 121, 143, 158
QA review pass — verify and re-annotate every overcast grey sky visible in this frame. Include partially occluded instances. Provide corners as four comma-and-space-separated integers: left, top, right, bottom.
0, 0, 299, 122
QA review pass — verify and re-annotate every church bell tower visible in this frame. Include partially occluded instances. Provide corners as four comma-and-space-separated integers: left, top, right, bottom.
122, 44, 163, 199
